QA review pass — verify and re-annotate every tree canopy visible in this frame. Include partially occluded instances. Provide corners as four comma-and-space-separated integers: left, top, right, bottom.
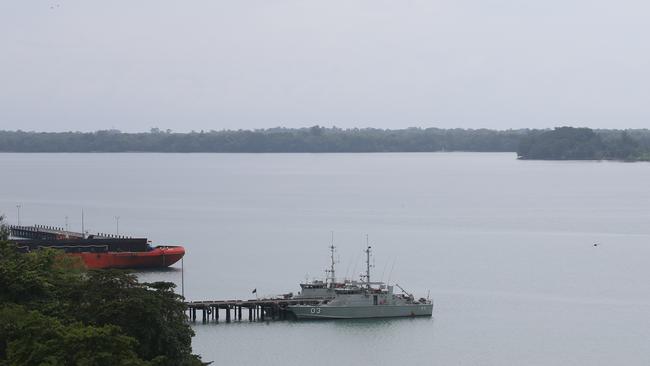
517, 127, 650, 161
0, 216, 202, 366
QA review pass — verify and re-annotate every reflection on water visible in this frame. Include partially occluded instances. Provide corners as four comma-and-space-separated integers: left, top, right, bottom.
192, 315, 437, 366
305, 315, 434, 329
134, 267, 180, 274
135, 267, 181, 285
190, 314, 434, 329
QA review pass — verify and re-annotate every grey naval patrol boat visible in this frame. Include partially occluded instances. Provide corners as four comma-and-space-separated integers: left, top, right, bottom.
288, 245, 433, 319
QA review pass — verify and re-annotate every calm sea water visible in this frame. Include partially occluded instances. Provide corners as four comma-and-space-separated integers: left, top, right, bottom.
2, 153, 650, 365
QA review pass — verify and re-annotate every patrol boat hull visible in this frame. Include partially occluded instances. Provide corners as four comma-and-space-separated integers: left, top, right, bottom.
288, 304, 433, 319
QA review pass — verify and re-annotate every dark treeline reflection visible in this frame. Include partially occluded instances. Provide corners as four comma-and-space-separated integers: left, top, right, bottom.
0, 126, 649, 160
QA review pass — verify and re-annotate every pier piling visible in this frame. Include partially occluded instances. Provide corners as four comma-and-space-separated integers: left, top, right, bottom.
185, 298, 321, 325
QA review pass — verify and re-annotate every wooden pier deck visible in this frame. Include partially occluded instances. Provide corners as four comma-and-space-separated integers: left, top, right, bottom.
185, 298, 323, 323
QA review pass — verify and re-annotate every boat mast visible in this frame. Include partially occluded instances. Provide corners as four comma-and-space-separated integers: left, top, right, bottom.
365, 242, 372, 288
327, 232, 336, 287
81, 208, 85, 239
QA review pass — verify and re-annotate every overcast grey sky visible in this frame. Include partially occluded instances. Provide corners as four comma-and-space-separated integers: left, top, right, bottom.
1, 0, 648, 132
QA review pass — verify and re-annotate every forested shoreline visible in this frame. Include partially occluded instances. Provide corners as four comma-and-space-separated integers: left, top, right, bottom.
0, 127, 523, 153
517, 127, 650, 161
0, 127, 649, 160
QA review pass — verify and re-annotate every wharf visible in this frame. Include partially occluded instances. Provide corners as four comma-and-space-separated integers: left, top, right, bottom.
9, 225, 134, 240
9, 225, 150, 252
185, 298, 323, 323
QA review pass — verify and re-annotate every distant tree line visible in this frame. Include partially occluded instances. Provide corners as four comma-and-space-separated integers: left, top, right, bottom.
517, 127, 650, 161
0, 126, 648, 160
0, 127, 524, 153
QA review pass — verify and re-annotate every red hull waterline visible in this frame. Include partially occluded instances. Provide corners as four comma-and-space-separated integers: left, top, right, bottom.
70, 246, 185, 269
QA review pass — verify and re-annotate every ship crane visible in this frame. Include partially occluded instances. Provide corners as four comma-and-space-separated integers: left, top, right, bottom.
395, 283, 414, 299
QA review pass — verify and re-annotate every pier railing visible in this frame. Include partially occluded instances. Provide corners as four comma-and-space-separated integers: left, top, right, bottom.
9, 225, 135, 240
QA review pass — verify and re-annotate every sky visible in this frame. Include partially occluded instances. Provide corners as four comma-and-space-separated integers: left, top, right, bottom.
1, 0, 649, 132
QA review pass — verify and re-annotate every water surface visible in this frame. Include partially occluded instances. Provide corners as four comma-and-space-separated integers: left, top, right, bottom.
2, 153, 649, 365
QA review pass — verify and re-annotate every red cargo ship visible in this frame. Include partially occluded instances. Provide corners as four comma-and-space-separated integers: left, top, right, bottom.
10, 225, 185, 270
70, 245, 185, 269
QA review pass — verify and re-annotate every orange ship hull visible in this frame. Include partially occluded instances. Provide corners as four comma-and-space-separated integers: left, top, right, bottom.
70, 246, 185, 269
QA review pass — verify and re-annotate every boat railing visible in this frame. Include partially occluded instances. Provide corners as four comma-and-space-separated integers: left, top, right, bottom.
36, 245, 110, 253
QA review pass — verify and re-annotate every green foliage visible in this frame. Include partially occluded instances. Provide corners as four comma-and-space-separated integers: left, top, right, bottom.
0, 242, 68, 305
0, 216, 7, 241
68, 272, 196, 365
637, 152, 650, 161
0, 305, 147, 366
0, 242, 202, 366
517, 127, 650, 161
517, 127, 605, 160
0, 127, 524, 152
